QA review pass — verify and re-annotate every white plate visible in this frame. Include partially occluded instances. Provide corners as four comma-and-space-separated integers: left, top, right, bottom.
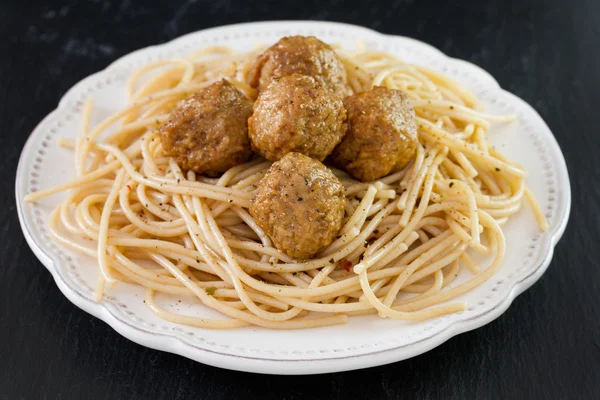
16, 21, 571, 375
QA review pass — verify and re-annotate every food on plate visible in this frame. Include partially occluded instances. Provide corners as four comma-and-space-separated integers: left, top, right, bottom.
250, 152, 346, 259
24, 35, 548, 330
248, 74, 346, 161
159, 79, 253, 176
330, 86, 418, 182
249, 35, 350, 98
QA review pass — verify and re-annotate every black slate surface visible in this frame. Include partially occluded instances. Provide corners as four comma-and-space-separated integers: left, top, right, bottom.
2, 0, 598, 399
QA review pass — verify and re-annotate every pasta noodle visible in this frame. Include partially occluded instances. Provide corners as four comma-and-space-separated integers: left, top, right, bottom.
24, 43, 547, 329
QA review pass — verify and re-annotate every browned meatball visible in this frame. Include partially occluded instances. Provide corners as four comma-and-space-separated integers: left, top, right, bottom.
249, 35, 350, 98
248, 74, 347, 162
159, 79, 253, 176
330, 87, 418, 182
250, 153, 346, 259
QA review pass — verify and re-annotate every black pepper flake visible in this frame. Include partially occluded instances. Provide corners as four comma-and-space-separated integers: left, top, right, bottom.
177, 178, 181, 183
495, 168, 501, 172
297, 197, 303, 201
449, 182, 454, 188
329, 258, 335, 264
228, 199, 233, 203
292, 272, 297, 276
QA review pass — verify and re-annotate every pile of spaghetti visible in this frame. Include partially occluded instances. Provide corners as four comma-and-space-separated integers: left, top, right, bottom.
25, 44, 547, 329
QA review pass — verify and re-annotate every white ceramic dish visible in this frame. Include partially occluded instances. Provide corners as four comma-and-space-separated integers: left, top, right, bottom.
16, 21, 570, 375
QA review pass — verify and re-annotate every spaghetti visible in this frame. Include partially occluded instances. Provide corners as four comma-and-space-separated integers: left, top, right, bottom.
24, 43, 547, 329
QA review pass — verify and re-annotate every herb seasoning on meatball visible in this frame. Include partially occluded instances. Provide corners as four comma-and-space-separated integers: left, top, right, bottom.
248, 74, 347, 162
250, 152, 346, 259
159, 79, 253, 177
330, 86, 418, 182
249, 35, 351, 98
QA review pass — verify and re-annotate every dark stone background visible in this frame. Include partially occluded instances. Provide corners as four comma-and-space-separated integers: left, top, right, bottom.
2, 0, 598, 399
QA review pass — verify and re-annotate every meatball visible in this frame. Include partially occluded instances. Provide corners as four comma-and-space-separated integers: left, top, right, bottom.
250, 152, 346, 259
248, 74, 347, 162
330, 87, 418, 182
249, 35, 350, 98
159, 79, 253, 176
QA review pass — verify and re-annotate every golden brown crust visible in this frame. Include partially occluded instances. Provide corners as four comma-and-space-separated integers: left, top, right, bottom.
248, 74, 347, 162
248, 35, 351, 98
249, 153, 346, 259
159, 79, 254, 177
330, 86, 418, 182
